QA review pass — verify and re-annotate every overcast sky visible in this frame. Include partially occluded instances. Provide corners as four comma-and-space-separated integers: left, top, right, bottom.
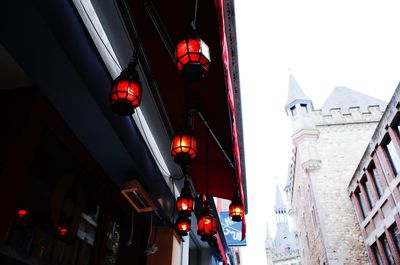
234, 0, 400, 263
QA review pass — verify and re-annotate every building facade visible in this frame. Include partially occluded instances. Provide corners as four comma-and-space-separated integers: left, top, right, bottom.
285, 75, 386, 264
348, 84, 400, 265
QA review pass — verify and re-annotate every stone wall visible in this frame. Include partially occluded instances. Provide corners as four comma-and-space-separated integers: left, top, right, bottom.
288, 106, 384, 264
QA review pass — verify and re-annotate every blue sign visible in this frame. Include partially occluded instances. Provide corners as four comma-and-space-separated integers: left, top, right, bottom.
219, 211, 247, 246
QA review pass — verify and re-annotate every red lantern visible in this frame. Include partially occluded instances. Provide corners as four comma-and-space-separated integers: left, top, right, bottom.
175, 214, 191, 236
229, 192, 244, 222
17, 209, 28, 218
176, 181, 194, 216
176, 36, 210, 82
197, 201, 217, 241
171, 132, 197, 165
110, 61, 142, 115
57, 226, 68, 236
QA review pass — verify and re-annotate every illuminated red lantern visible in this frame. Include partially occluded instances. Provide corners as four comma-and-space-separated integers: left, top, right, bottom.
175, 214, 191, 236
176, 181, 194, 216
109, 61, 142, 115
229, 191, 244, 222
176, 36, 210, 82
17, 209, 28, 218
57, 226, 68, 236
171, 132, 197, 165
197, 201, 217, 241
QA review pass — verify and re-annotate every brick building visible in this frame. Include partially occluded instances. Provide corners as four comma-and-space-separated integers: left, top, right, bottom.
285, 75, 386, 264
348, 84, 400, 265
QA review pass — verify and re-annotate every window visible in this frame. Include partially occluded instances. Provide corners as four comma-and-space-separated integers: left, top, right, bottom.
381, 234, 395, 265
389, 224, 400, 253
300, 103, 308, 113
363, 178, 375, 208
372, 243, 383, 265
384, 138, 400, 176
290, 106, 297, 117
356, 190, 368, 218
369, 162, 385, 197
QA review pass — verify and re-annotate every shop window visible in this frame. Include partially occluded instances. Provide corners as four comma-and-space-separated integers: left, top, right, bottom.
369, 162, 385, 197
372, 243, 384, 265
0, 131, 102, 265
384, 138, 400, 176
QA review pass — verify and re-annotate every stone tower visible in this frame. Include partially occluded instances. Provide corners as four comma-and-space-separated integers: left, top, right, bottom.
284, 76, 386, 264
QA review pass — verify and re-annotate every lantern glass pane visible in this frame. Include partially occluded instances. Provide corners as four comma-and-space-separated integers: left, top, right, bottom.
188, 39, 201, 52
200, 40, 210, 60
177, 40, 188, 58
190, 53, 201, 62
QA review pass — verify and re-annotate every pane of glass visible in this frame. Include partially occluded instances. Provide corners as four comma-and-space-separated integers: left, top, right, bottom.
371, 165, 385, 197
373, 244, 384, 265
386, 139, 400, 175
300, 103, 308, 113
382, 235, 395, 265
389, 225, 400, 252
364, 180, 375, 207
358, 191, 368, 218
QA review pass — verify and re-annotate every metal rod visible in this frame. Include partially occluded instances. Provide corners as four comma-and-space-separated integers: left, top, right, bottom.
195, 111, 235, 170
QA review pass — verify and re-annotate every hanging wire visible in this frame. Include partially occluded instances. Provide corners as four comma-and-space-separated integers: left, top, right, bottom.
147, 212, 154, 248
191, 0, 199, 30
205, 127, 209, 197
126, 209, 135, 246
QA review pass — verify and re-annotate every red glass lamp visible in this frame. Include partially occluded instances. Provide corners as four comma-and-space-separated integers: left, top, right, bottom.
229, 191, 244, 222
110, 61, 142, 115
176, 36, 210, 82
171, 132, 197, 165
175, 214, 191, 236
197, 201, 217, 241
17, 209, 28, 218
57, 226, 68, 236
176, 181, 194, 216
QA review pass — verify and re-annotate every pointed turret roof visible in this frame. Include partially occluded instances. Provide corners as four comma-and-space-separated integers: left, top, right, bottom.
321, 86, 387, 114
274, 183, 286, 211
285, 75, 313, 112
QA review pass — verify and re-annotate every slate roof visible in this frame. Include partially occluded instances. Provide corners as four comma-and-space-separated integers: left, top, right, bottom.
321, 86, 387, 114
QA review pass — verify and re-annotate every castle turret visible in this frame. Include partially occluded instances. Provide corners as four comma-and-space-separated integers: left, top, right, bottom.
274, 183, 297, 254
285, 75, 320, 171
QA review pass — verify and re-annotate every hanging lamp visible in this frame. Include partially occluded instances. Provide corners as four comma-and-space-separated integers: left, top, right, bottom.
229, 190, 244, 222
175, 0, 210, 82
176, 180, 195, 216
175, 213, 191, 237
171, 111, 198, 166
196, 129, 217, 241
171, 132, 197, 165
197, 199, 217, 241
109, 56, 142, 115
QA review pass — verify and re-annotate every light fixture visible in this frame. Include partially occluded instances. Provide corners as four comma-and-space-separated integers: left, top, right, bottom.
196, 130, 217, 241
57, 226, 68, 236
175, 213, 191, 237
171, 132, 197, 166
17, 209, 28, 218
229, 191, 244, 222
197, 199, 217, 241
176, 180, 194, 216
175, 0, 210, 82
109, 58, 142, 115
176, 36, 210, 82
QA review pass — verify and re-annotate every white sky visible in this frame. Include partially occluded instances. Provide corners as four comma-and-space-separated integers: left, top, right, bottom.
234, 0, 400, 264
